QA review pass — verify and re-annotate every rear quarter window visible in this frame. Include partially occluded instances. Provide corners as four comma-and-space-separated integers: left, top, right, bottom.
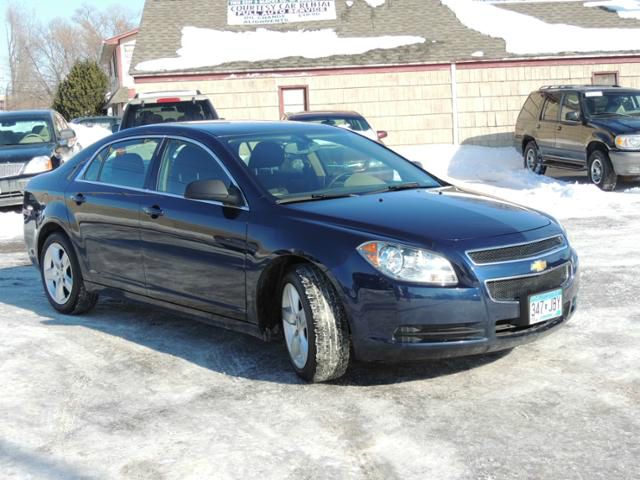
517, 92, 545, 124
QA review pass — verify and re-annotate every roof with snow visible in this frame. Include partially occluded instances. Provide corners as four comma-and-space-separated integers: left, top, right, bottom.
130, 0, 640, 77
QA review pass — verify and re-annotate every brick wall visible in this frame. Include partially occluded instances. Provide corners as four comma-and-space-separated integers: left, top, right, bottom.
135, 59, 640, 148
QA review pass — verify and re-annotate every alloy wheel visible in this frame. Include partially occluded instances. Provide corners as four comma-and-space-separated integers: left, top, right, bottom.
281, 283, 309, 369
591, 158, 603, 184
43, 242, 73, 305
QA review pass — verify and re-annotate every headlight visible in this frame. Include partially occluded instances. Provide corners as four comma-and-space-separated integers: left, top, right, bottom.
22, 156, 53, 175
357, 241, 458, 286
614, 135, 640, 150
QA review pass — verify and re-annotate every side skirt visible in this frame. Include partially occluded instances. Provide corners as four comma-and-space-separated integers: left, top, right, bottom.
85, 280, 266, 341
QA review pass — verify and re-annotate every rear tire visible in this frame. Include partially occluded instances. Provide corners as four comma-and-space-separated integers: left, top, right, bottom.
588, 150, 617, 191
40, 233, 98, 314
524, 141, 547, 175
281, 264, 350, 382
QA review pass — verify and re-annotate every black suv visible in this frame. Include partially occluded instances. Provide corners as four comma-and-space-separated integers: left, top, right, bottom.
119, 90, 219, 131
515, 85, 640, 190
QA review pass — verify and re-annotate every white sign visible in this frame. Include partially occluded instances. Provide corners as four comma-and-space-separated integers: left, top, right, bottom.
228, 0, 336, 25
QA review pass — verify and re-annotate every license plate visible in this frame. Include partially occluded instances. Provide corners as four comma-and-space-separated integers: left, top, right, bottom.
528, 289, 563, 324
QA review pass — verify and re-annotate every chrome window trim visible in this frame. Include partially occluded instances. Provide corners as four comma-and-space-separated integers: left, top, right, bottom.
484, 261, 572, 304
73, 134, 250, 211
465, 234, 567, 266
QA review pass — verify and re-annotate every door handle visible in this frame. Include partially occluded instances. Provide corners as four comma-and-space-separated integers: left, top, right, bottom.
143, 205, 164, 219
536, 123, 541, 129
556, 125, 562, 131
70, 193, 86, 205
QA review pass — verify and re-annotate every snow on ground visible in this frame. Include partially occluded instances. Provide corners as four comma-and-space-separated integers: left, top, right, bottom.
585, 0, 640, 20
0, 212, 23, 241
442, 0, 640, 55
396, 144, 640, 220
135, 27, 425, 72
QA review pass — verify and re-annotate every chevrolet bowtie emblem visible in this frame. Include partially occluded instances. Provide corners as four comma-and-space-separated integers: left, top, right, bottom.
530, 259, 547, 273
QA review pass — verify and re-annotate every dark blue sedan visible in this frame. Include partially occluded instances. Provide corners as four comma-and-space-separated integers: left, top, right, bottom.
23, 121, 579, 382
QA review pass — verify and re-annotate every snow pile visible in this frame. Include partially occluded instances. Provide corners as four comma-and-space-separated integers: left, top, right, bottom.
136, 27, 425, 72
396, 144, 640, 220
0, 212, 23, 242
585, 0, 640, 19
72, 124, 112, 149
442, 0, 640, 55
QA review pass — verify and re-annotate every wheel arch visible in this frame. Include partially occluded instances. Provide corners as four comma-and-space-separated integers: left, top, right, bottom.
586, 140, 609, 158
254, 253, 349, 336
522, 135, 536, 153
37, 220, 72, 262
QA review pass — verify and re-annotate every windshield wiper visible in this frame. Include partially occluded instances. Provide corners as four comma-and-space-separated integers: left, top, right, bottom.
591, 111, 634, 117
364, 182, 434, 194
276, 192, 359, 205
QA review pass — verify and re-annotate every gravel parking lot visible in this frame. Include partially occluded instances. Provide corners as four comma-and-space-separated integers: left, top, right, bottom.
1, 208, 639, 480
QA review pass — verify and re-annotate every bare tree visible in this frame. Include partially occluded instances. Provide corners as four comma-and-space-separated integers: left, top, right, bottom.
4, 1, 139, 109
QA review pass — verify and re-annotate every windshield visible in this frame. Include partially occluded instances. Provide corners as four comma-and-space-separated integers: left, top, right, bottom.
223, 128, 441, 203
293, 116, 371, 132
124, 100, 217, 128
0, 117, 54, 146
584, 93, 640, 116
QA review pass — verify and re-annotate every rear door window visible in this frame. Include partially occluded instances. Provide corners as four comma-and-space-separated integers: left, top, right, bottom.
83, 138, 161, 189
541, 94, 561, 121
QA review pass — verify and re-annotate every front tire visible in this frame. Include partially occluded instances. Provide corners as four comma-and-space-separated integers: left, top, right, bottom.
524, 141, 547, 175
40, 233, 98, 314
588, 150, 617, 191
281, 264, 350, 382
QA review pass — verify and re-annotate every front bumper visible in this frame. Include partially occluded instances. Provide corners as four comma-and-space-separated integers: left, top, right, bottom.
347, 246, 579, 363
609, 150, 640, 176
0, 175, 31, 207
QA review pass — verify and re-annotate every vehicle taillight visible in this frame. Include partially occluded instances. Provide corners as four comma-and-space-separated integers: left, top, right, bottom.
156, 97, 181, 103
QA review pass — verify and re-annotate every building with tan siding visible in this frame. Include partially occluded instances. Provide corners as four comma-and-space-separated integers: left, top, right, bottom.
129, 0, 640, 147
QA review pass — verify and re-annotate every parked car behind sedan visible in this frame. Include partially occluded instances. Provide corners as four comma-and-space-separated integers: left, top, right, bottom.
0, 109, 77, 207
515, 85, 640, 190
284, 110, 388, 143
119, 90, 219, 131
24, 121, 578, 382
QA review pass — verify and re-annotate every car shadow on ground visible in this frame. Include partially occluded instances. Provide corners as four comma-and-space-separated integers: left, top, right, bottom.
0, 263, 510, 386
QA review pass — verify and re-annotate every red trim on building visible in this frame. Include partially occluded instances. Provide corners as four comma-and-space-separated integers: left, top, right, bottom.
133, 54, 640, 84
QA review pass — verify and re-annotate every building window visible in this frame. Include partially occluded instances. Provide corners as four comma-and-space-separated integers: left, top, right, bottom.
592, 71, 619, 86
279, 86, 308, 118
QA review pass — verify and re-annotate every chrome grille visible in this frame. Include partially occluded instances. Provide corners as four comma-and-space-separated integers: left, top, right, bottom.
486, 264, 570, 302
468, 236, 565, 264
0, 162, 24, 179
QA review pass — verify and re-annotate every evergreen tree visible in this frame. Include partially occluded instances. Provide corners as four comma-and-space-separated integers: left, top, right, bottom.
52, 61, 108, 119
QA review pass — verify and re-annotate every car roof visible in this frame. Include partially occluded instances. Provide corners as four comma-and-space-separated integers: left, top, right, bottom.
539, 85, 640, 93
0, 109, 55, 119
287, 110, 364, 119
111, 120, 352, 139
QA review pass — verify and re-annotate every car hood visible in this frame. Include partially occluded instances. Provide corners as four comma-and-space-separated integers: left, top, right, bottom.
0, 143, 55, 163
286, 186, 551, 242
590, 117, 640, 134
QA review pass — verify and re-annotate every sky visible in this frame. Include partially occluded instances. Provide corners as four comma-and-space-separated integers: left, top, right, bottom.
0, 0, 146, 92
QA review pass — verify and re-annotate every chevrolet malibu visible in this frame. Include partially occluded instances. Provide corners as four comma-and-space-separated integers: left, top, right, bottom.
23, 122, 579, 382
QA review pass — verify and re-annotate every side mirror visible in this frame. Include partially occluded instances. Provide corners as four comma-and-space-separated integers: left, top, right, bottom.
111, 123, 120, 134
185, 179, 243, 207
58, 128, 77, 147
377, 130, 388, 140
565, 111, 580, 122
